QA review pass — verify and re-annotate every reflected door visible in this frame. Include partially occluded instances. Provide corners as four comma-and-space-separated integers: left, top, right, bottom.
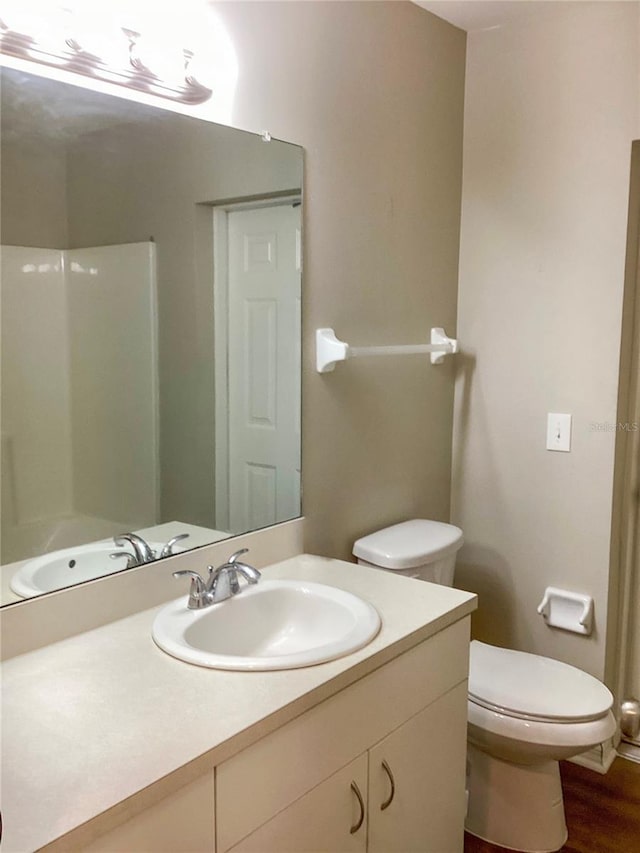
226, 204, 301, 534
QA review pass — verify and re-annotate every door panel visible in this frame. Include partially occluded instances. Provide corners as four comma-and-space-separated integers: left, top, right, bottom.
226, 753, 368, 853
227, 204, 301, 534
368, 682, 468, 853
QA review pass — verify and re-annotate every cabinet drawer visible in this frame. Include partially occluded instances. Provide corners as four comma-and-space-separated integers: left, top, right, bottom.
217, 617, 469, 852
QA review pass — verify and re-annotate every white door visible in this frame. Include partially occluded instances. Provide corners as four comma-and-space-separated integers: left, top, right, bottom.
227, 203, 301, 534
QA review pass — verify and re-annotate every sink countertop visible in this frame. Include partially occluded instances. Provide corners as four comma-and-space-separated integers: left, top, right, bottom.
1, 554, 476, 852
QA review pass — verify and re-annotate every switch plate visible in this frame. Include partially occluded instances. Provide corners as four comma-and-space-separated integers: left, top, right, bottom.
546, 413, 572, 452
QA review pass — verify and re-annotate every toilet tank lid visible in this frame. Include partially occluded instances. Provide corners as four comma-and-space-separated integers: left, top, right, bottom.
353, 519, 464, 570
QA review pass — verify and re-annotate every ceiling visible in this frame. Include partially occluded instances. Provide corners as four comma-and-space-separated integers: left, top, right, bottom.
414, 1, 554, 32
1, 67, 166, 144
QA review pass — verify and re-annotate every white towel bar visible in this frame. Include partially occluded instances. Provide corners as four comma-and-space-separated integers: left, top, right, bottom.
316, 327, 458, 373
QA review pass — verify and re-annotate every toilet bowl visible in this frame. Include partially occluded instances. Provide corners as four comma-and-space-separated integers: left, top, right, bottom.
466, 639, 615, 851
353, 520, 616, 853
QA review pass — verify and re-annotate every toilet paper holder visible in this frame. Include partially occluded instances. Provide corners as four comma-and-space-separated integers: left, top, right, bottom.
537, 587, 594, 636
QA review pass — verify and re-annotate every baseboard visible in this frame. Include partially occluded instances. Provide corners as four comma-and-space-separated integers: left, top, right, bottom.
569, 736, 618, 774
617, 739, 640, 765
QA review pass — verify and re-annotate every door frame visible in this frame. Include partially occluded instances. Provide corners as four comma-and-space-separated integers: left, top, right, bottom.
608, 141, 640, 753
213, 194, 301, 532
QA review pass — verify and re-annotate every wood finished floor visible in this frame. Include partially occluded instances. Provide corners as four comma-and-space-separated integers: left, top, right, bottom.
463, 757, 640, 853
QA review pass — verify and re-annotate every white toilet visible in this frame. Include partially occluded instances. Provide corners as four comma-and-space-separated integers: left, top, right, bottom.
353, 519, 616, 853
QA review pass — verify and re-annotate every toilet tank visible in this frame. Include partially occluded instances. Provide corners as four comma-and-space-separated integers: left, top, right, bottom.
352, 519, 463, 587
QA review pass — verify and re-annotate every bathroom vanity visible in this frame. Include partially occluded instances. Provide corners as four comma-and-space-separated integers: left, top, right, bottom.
1, 555, 476, 853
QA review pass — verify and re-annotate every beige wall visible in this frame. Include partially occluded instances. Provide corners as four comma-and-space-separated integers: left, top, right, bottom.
1, 137, 68, 248
452, 2, 640, 679
211, 1, 466, 559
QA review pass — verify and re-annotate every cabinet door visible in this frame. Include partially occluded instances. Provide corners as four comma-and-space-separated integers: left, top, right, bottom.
368, 682, 467, 853
216, 621, 469, 851
227, 754, 368, 853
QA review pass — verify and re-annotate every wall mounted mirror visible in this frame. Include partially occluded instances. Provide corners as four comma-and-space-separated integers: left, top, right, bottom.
0, 66, 302, 607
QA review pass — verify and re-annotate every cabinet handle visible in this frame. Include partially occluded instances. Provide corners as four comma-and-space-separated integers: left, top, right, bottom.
380, 760, 395, 811
350, 781, 365, 834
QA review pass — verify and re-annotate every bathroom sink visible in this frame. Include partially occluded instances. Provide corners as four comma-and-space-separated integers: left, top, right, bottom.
10, 540, 172, 598
152, 579, 381, 670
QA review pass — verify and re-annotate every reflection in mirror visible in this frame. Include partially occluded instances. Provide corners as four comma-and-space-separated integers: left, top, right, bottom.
0, 66, 302, 606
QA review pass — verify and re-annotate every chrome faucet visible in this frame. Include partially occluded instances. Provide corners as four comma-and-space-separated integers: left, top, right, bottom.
209, 548, 261, 600
173, 548, 261, 609
110, 532, 190, 567
113, 533, 155, 565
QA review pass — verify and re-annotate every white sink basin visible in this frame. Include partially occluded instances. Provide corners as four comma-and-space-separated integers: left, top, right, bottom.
10, 540, 171, 598
152, 579, 381, 671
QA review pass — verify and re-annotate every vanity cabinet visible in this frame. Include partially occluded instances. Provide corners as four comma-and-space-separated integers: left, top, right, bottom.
48, 618, 469, 853
82, 772, 216, 853
227, 683, 467, 853
4, 553, 476, 853
217, 618, 470, 853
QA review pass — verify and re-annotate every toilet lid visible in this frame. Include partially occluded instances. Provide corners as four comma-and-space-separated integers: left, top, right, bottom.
469, 641, 614, 723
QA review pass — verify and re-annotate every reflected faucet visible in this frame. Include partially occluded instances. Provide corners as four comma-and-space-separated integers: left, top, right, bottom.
173, 548, 261, 609
110, 531, 190, 568
114, 533, 155, 565
160, 533, 190, 558
109, 550, 140, 569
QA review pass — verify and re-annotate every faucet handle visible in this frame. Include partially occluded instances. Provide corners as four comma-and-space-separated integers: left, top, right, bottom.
109, 550, 138, 569
227, 548, 249, 564
225, 548, 260, 583
173, 569, 208, 609
160, 533, 190, 558
114, 532, 155, 564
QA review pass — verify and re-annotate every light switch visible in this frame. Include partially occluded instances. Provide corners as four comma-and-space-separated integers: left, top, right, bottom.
546, 413, 572, 452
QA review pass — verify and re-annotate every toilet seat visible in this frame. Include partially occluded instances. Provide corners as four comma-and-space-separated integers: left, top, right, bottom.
467, 697, 616, 755
469, 640, 613, 723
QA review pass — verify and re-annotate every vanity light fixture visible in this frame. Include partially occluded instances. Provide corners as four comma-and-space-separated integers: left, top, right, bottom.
0, 7, 212, 104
